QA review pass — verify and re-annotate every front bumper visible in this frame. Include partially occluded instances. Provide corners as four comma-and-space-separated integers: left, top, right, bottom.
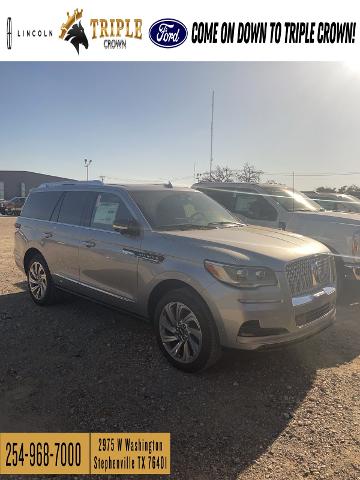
235, 301, 335, 350
203, 273, 336, 350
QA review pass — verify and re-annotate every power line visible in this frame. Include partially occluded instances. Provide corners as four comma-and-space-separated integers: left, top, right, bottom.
263, 171, 360, 177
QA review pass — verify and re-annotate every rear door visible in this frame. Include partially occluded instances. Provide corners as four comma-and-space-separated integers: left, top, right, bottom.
78, 191, 141, 308
50, 191, 97, 287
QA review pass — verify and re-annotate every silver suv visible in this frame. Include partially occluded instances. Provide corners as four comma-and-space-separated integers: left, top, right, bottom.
14, 181, 336, 372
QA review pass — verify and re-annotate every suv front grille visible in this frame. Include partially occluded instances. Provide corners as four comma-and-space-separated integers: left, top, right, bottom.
286, 254, 334, 297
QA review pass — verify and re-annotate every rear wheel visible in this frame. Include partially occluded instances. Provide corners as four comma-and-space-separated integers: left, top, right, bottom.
154, 288, 221, 372
27, 254, 56, 305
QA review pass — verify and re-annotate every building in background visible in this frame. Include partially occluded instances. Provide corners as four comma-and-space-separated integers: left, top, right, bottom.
0, 171, 75, 200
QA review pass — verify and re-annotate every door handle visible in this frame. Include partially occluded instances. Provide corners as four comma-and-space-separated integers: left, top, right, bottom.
82, 240, 96, 248
42, 232, 53, 238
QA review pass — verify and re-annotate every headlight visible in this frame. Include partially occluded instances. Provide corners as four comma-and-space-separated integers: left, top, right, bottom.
204, 260, 278, 288
352, 231, 360, 260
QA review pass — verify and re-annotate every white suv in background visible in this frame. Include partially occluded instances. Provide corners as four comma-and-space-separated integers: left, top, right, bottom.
193, 182, 360, 288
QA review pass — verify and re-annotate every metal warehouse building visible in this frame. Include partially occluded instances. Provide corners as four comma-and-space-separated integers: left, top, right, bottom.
0, 171, 74, 200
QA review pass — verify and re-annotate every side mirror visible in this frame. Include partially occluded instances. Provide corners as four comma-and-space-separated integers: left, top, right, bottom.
113, 219, 141, 236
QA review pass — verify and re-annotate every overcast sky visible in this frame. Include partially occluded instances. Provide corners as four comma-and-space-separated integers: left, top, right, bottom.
0, 62, 360, 190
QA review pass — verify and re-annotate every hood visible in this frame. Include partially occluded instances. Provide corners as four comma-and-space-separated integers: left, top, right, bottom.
293, 210, 360, 226
161, 225, 329, 268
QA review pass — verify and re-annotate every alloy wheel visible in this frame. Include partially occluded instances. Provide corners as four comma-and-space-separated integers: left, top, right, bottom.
28, 261, 47, 300
159, 302, 203, 364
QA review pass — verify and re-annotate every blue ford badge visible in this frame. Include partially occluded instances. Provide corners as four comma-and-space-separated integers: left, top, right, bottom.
149, 19, 187, 48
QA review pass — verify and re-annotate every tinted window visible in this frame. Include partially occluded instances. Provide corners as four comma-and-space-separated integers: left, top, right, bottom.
58, 191, 94, 226
234, 191, 278, 221
21, 191, 63, 220
198, 187, 235, 211
90, 193, 132, 231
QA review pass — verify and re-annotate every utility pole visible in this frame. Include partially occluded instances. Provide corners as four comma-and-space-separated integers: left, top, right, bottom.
210, 90, 214, 180
84, 158, 92, 181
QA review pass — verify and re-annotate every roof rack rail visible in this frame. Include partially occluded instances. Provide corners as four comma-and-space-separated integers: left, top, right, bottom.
38, 180, 103, 188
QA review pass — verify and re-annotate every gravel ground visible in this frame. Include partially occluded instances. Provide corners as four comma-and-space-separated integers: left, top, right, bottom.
0, 216, 359, 480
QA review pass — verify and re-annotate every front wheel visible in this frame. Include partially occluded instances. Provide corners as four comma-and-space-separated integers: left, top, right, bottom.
27, 254, 56, 305
154, 288, 221, 372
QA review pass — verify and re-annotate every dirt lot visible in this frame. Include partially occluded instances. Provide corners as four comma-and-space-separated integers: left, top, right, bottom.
0, 216, 359, 480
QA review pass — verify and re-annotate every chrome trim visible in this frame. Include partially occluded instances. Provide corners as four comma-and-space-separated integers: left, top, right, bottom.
123, 248, 164, 264
53, 274, 135, 303
292, 286, 336, 307
238, 299, 283, 304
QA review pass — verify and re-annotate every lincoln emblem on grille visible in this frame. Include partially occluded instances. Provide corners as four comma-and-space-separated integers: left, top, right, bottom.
311, 258, 320, 286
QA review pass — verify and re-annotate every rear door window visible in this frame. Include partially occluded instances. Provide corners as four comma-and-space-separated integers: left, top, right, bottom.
57, 191, 96, 226
21, 191, 63, 220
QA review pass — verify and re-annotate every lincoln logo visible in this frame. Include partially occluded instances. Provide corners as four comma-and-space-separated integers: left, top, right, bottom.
7, 17, 12, 50
311, 259, 320, 286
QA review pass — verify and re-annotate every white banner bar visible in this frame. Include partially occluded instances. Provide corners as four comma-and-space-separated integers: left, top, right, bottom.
0, 0, 360, 61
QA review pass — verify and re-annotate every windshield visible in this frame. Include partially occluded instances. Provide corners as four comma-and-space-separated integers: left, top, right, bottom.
129, 189, 242, 230
261, 186, 321, 212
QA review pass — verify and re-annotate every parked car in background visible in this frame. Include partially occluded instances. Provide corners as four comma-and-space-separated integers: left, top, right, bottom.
14, 181, 336, 372
0, 199, 7, 215
302, 191, 360, 213
193, 182, 360, 288
1, 196, 26, 215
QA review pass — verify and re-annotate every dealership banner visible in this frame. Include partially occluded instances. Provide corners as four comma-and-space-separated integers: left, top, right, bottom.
1, 0, 360, 61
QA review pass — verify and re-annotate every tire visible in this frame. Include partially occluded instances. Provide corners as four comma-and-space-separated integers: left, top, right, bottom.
154, 287, 221, 372
334, 256, 346, 301
26, 254, 56, 306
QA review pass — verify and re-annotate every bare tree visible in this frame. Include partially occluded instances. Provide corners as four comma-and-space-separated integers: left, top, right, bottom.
235, 163, 263, 183
343, 184, 360, 194
199, 165, 236, 183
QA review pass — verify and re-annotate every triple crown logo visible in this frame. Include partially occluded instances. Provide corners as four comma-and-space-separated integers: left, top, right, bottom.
59, 9, 88, 54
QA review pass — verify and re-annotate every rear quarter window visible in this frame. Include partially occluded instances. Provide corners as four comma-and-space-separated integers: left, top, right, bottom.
21, 191, 63, 220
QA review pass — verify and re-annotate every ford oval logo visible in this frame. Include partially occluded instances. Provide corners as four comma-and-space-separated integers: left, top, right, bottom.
149, 18, 187, 48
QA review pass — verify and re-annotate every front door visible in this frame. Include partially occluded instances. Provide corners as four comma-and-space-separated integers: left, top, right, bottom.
79, 191, 141, 308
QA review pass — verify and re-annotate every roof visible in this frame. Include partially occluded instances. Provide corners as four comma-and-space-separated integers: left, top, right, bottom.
192, 182, 287, 189
35, 181, 191, 192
